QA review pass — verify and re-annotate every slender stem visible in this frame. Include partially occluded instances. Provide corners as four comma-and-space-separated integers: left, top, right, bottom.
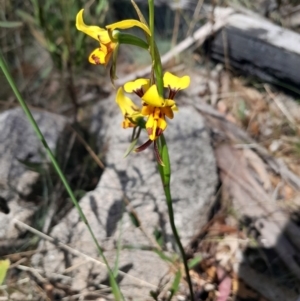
148, 0, 164, 96
0, 51, 124, 301
157, 135, 194, 301
148, 0, 155, 85
164, 185, 194, 301
148, 0, 155, 68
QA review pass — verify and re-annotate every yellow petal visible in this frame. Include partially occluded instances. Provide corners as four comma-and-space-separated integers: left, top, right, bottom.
146, 115, 157, 140
164, 99, 176, 107
106, 20, 151, 36
163, 72, 190, 90
76, 9, 111, 44
124, 79, 150, 93
146, 114, 154, 128
161, 107, 174, 119
153, 107, 161, 119
171, 104, 179, 112
116, 87, 140, 116
141, 104, 154, 116
142, 85, 165, 107
157, 117, 167, 131
122, 119, 135, 129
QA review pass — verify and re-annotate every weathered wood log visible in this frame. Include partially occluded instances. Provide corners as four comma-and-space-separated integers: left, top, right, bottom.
210, 11, 300, 87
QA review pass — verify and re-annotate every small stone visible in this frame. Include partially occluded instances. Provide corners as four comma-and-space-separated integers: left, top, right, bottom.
269, 139, 282, 153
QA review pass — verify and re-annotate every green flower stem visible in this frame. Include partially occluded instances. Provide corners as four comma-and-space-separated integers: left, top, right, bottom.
158, 135, 194, 301
148, 0, 163, 96
0, 51, 124, 301
110, 42, 120, 84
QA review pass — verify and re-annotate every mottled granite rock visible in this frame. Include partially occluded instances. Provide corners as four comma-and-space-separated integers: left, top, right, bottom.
32, 97, 218, 299
0, 108, 67, 244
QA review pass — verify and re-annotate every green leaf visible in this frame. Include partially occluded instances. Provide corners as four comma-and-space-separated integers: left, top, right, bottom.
0, 21, 23, 28
122, 244, 152, 251
129, 211, 140, 227
153, 228, 163, 248
157, 134, 171, 187
17, 159, 45, 173
110, 273, 122, 301
118, 33, 149, 50
168, 269, 182, 300
73, 190, 86, 199
188, 255, 202, 269
153, 44, 164, 97
153, 249, 174, 264
95, 0, 108, 15
0, 259, 10, 285
123, 138, 139, 158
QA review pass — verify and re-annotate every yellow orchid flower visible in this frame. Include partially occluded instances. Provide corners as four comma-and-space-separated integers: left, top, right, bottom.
117, 72, 190, 148
120, 79, 172, 141
121, 73, 190, 141
116, 87, 142, 128
76, 9, 151, 65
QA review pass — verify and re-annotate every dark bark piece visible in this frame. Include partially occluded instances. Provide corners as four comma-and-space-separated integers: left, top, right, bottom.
210, 13, 300, 87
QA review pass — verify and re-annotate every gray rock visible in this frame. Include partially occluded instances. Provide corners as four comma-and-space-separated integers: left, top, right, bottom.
0, 107, 68, 243
32, 96, 218, 299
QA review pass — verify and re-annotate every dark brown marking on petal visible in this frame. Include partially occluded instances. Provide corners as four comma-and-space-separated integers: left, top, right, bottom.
147, 128, 153, 136
134, 88, 144, 98
91, 54, 101, 65
135, 139, 153, 152
168, 89, 177, 100
106, 43, 113, 52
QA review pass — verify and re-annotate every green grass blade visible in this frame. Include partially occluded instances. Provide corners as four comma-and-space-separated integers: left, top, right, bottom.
0, 259, 10, 285
0, 50, 124, 301
188, 255, 202, 269
168, 269, 181, 301
0, 21, 23, 28
123, 138, 139, 158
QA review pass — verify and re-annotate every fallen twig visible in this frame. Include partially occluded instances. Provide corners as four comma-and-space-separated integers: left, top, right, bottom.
13, 219, 158, 289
